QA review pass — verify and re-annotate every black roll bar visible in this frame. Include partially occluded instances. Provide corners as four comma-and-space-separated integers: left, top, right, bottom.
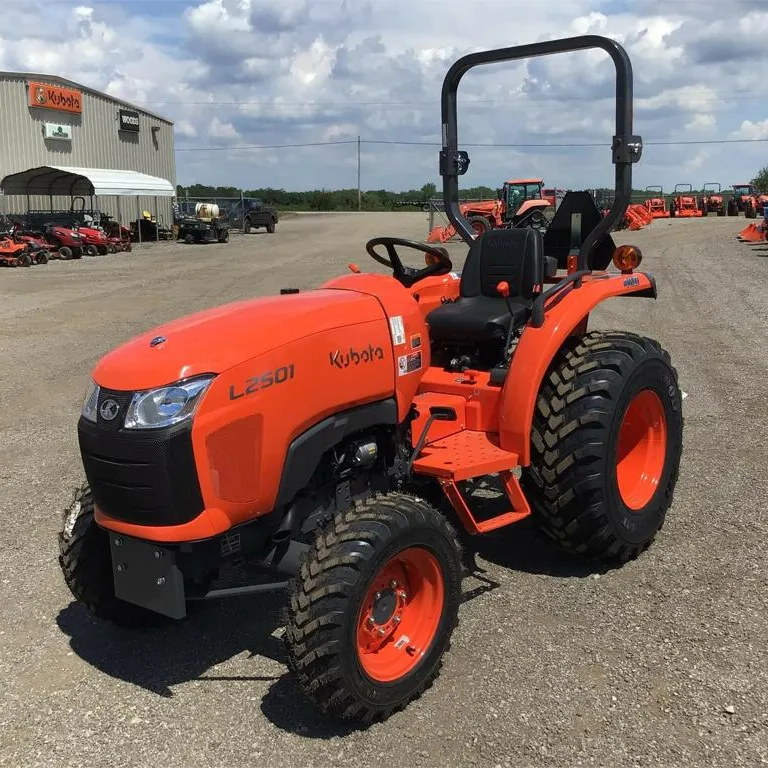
439, 34, 642, 271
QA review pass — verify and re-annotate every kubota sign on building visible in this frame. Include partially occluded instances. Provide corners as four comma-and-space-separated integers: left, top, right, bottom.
27, 81, 82, 114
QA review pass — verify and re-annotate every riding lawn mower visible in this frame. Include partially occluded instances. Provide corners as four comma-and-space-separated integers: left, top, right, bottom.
58, 35, 683, 725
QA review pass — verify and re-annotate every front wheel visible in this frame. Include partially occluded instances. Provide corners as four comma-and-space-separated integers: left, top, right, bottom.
521, 330, 684, 563
284, 492, 463, 724
58, 483, 168, 627
266, 218, 276, 233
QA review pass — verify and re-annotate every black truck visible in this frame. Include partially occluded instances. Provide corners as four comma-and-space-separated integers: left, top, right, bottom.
228, 198, 278, 233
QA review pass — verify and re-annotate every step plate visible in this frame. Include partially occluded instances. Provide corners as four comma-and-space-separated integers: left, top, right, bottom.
412, 430, 518, 481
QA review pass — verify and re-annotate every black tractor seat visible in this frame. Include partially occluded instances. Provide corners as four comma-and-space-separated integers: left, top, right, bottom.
426, 227, 551, 344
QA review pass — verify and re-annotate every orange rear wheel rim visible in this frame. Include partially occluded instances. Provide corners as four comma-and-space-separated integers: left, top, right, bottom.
471, 220, 485, 236
356, 547, 444, 683
616, 389, 668, 510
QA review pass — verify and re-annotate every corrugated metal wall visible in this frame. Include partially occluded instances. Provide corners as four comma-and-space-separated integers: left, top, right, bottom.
0, 75, 176, 228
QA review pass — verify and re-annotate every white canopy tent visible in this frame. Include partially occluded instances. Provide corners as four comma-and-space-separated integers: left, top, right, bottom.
0, 165, 175, 242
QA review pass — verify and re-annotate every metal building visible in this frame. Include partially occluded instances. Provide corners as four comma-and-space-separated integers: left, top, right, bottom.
0, 72, 176, 229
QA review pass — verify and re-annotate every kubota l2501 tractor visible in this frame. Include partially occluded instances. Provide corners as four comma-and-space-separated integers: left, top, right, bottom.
58, 35, 684, 725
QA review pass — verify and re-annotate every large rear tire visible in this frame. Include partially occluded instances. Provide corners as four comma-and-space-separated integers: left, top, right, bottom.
58, 483, 168, 627
466, 215, 491, 237
520, 330, 683, 563
284, 492, 463, 724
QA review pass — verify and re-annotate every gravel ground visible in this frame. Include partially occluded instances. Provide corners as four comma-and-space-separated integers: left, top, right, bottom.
0, 211, 766, 768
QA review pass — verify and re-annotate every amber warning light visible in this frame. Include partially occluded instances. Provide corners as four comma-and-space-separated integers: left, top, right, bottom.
613, 245, 642, 273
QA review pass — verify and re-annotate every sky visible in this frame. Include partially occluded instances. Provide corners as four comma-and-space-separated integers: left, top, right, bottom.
1, 0, 767, 193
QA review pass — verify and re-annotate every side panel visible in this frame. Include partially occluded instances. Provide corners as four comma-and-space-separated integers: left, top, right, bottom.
499, 272, 657, 465
321, 273, 432, 420
191, 315, 395, 527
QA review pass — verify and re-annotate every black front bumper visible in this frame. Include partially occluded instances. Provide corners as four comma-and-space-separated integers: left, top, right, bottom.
78, 395, 205, 527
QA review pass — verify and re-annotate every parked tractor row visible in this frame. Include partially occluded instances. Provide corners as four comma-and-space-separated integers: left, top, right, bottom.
641, 183, 767, 220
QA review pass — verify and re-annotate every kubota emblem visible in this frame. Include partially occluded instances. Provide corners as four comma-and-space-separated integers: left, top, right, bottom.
99, 399, 120, 421
34, 86, 46, 104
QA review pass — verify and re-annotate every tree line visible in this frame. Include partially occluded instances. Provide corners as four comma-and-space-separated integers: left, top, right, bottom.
177, 167, 768, 212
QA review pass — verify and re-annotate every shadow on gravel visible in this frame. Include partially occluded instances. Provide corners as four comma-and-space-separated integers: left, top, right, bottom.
56, 590, 288, 698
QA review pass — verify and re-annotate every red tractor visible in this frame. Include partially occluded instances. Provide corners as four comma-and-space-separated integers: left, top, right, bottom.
427, 177, 551, 242
727, 183, 768, 218
644, 186, 670, 219
669, 184, 703, 218
58, 35, 683, 725
701, 183, 725, 216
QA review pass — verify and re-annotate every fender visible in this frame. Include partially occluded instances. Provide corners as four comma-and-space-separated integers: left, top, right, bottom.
516, 199, 551, 217
499, 271, 657, 464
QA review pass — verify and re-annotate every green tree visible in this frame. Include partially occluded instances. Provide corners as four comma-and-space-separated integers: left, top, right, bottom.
752, 165, 768, 193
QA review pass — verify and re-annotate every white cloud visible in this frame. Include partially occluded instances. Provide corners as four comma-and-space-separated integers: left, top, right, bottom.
731, 119, 768, 140
0, 0, 766, 192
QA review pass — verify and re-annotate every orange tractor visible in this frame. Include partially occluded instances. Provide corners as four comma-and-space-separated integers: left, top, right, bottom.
427, 177, 551, 242
643, 186, 670, 219
727, 183, 768, 218
669, 184, 703, 218
701, 183, 725, 216
58, 34, 683, 725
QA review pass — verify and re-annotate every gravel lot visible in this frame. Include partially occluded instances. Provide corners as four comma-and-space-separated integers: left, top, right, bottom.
1, 211, 766, 768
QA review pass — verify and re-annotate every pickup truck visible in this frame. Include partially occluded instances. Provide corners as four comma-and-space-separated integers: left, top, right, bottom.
228, 198, 278, 233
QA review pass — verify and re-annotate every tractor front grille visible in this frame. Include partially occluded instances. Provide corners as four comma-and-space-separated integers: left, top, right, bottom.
78, 415, 205, 527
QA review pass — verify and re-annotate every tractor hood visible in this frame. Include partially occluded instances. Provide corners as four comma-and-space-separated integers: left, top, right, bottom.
92, 288, 385, 391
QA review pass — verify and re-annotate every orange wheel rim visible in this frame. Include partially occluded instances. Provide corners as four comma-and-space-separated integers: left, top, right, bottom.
471, 221, 485, 236
616, 389, 668, 510
356, 547, 444, 683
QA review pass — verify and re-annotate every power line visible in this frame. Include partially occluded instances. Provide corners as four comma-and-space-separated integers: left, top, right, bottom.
176, 136, 768, 152
134, 90, 768, 108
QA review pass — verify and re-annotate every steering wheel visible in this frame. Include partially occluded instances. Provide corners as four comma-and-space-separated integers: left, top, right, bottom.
365, 237, 453, 288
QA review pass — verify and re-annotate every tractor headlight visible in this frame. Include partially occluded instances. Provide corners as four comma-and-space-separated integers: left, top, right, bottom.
124, 376, 214, 430
81, 379, 100, 423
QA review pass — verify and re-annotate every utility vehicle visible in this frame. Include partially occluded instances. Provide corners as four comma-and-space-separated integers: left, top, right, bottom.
58, 35, 683, 725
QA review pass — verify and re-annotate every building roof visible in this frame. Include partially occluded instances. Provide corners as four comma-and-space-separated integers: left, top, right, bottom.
0, 165, 176, 197
0, 71, 173, 125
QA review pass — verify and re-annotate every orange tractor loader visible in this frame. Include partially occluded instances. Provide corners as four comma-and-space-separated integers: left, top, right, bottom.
701, 183, 725, 216
427, 178, 551, 242
58, 34, 683, 725
644, 186, 670, 219
669, 183, 703, 218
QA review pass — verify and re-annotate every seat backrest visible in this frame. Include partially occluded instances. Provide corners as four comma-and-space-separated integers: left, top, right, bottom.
460, 227, 544, 300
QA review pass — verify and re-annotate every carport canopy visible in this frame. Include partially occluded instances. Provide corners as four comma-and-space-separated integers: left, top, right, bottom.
0, 165, 175, 197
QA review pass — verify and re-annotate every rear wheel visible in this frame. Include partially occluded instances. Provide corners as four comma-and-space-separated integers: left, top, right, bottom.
58, 483, 168, 628
520, 330, 683, 563
284, 492, 463, 724
466, 215, 490, 237
17, 251, 32, 267
35, 250, 48, 265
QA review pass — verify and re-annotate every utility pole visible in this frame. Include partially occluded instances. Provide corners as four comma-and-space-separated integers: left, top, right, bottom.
357, 136, 362, 211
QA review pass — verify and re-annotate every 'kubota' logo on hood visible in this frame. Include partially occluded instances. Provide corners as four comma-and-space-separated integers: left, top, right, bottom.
330, 345, 385, 369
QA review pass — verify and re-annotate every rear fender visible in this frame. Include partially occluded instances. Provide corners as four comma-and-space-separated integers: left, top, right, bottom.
517, 199, 551, 217
499, 271, 657, 464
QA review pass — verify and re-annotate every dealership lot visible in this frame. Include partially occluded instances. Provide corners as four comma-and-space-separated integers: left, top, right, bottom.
0, 211, 766, 768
